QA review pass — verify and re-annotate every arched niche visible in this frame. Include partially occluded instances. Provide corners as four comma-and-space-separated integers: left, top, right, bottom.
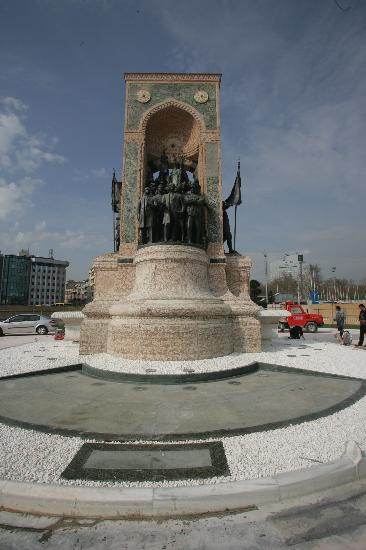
140, 100, 205, 191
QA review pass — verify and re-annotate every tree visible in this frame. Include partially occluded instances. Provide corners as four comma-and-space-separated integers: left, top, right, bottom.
250, 279, 262, 305
269, 273, 298, 296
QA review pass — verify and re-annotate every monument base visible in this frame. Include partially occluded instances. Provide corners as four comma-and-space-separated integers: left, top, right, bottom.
80, 246, 262, 360
224, 254, 262, 353
107, 245, 234, 360
79, 253, 135, 355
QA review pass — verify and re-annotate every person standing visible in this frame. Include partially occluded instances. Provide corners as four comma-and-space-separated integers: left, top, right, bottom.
333, 305, 346, 337
355, 304, 366, 347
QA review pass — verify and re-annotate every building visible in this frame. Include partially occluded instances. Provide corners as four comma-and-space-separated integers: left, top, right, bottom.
28, 255, 69, 306
0, 253, 31, 305
0, 251, 69, 306
65, 279, 91, 304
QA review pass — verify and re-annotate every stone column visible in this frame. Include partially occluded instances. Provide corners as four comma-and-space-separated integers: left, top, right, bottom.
223, 254, 262, 353
79, 254, 135, 354
225, 254, 252, 300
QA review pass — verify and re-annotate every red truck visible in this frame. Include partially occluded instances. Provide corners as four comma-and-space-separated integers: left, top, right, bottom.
278, 301, 324, 333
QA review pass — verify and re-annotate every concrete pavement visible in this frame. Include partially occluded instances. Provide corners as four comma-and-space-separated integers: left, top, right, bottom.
2, 479, 366, 549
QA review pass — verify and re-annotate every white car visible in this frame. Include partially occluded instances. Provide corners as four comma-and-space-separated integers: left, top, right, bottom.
0, 314, 57, 336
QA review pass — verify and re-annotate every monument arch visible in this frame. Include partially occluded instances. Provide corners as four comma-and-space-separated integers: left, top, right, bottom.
79, 73, 261, 358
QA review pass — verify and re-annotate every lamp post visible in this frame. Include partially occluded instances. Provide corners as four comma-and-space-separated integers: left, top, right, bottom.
331, 266, 336, 302
279, 255, 297, 301
298, 254, 304, 302
264, 251, 269, 305
282, 251, 303, 303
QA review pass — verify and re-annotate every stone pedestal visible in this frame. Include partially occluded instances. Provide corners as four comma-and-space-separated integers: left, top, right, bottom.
51, 311, 85, 342
107, 245, 234, 360
225, 254, 252, 300
79, 253, 135, 354
80, 247, 263, 359
223, 254, 262, 353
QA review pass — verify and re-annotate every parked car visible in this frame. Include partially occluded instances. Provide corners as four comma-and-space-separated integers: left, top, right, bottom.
0, 314, 57, 336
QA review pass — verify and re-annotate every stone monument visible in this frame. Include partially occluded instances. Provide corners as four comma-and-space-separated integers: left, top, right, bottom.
79, 73, 261, 360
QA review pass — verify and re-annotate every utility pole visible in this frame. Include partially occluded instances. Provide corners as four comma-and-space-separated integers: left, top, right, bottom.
298, 254, 303, 302
264, 251, 269, 304
332, 266, 336, 301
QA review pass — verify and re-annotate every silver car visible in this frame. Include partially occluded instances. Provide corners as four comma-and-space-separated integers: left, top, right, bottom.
0, 314, 57, 336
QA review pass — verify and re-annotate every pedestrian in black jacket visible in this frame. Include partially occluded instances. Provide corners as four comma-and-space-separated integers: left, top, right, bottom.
355, 304, 366, 347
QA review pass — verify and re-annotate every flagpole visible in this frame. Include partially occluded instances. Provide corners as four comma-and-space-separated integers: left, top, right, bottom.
234, 205, 237, 252
112, 170, 116, 252
224, 158, 241, 254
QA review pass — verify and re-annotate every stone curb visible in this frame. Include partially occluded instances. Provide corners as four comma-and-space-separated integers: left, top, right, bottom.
0, 441, 365, 518
82, 361, 259, 384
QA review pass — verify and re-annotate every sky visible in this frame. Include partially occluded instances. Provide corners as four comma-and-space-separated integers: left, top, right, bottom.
0, 0, 365, 283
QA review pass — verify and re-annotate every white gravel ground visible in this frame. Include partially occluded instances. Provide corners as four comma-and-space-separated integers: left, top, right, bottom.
0, 338, 79, 377
0, 329, 366, 488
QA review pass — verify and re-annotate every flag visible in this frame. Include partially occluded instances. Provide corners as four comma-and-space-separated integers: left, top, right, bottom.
111, 170, 121, 213
224, 161, 242, 207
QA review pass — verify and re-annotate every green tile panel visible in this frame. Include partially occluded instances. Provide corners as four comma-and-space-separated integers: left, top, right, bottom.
205, 142, 221, 243
127, 83, 217, 131
123, 141, 139, 242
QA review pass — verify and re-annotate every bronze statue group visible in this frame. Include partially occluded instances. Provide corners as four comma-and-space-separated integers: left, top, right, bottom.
138, 155, 208, 247
112, 154, 239, 253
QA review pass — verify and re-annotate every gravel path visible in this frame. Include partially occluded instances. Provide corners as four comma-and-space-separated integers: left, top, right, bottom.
0, 330, 366, 488
0, 339, 79, 377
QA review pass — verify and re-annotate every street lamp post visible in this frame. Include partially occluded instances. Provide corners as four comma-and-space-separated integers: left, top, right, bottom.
298, 254, 304, 302
282, 251, 304, 303
264, 252, 269, 304
332, 266, 336, 302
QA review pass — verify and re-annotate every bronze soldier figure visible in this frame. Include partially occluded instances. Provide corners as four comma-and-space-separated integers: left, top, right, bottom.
184, 191, 207, 245
137, 187, 155, 244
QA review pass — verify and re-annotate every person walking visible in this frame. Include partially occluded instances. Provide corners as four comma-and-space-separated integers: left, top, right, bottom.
355, 304, 366, 347
333, 305, 346, 338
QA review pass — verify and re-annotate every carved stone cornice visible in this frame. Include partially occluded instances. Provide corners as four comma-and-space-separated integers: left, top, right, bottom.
124, 73, 221, 83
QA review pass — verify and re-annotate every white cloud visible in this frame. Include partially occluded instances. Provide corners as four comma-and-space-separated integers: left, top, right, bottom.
0, 98, 66, 220
0, 176, 44, 220
0, 111, 26, 167
0, 221, 108, 253
0, 97, 66, 174
1, 96, 28, 112
91, 167, 107, 178
14, 137, 65, 173
0, 179, 23, 219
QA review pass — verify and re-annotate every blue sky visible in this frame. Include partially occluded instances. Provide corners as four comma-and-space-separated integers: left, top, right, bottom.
0, 0, 365, 283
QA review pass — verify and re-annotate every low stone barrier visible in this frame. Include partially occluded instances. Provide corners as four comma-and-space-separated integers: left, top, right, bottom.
258, 309, 290, 341
0, 441, 364, 518
51, 311, 85, 342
